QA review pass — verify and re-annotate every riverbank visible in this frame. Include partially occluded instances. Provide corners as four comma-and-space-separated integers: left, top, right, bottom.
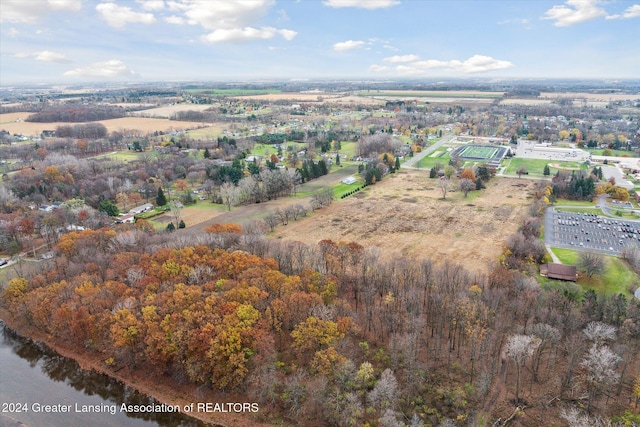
0, 311, 275, 427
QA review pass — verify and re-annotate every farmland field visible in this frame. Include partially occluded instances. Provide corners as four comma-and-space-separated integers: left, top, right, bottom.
0, 112, 214, 136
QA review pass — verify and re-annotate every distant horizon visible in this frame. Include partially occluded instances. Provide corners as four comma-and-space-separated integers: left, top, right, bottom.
2, 76, 640, 91
1, 0, 639, 86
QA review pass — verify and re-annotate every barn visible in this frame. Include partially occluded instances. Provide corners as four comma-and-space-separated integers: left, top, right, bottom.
540, 263, 577, 281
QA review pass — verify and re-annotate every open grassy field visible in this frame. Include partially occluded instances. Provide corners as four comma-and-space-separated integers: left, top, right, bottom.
270, 172, 536, 274
502, 157, 587, 176
130, 104, 213, 118
357, 90, 504, 99
0, 112, 215, 136
549, 247, 635, 296
414, 150, 451, 169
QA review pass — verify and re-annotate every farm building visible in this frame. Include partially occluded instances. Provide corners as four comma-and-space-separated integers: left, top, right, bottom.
115, 213, 136, 224
540, 263, 577, 281
129, 203, 153, 214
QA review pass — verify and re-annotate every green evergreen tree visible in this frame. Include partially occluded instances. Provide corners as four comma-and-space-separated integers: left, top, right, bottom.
335, 153, 341, 166
98, 198, 119, 216
429, 167, 437, 178
543, 164, 550, 176
178, 220, 186, 229
203, 148, 210, 159
156, 187, 167, 206
395, 156, 400, 170
166, 222, 175, 232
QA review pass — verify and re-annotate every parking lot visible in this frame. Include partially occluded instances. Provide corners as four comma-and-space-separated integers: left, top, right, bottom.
546, 209, 640, 256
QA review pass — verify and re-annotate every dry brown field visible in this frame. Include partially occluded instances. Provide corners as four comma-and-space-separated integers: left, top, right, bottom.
188, 171, 535, 275
129, 104, 214, 118
0, 112, 215, 136
269, 172, 534, 274
539, 92, 640, 101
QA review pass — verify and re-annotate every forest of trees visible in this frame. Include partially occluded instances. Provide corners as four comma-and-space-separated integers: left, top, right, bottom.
2, 220, 639, 426
25, 105, 127, 122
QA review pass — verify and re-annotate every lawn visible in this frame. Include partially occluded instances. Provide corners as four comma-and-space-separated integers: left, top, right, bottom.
548, 247, 636, 297
581, 257, 636, 296
553, 199, 597, 207
414, 151, 451, 169
550, 247, 579, 264
502, 157, 587, 177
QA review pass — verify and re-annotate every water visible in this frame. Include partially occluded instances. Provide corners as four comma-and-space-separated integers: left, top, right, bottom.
0, 322, 210, 427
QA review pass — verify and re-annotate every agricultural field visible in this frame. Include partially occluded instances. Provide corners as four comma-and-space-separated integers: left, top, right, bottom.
0, 112, 214, 136
129, 104, 213, 118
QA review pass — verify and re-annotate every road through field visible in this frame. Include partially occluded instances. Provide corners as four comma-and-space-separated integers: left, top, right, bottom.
402, 134, 454, 169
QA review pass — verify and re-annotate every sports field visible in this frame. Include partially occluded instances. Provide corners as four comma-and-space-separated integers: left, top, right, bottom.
459, 145, 499, 159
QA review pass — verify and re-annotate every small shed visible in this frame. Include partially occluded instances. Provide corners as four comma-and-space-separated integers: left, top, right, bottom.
540, 263, 577, 281
341, 176, 357, 185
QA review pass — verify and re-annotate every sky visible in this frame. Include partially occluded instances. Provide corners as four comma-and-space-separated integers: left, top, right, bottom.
1, 0, 639, 85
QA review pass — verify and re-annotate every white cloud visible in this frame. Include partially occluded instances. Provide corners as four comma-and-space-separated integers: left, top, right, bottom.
623, 4, 640, 18
608, 4, 640, 20
278, 29, 297, 41
1, 0, 82, 24
181, 0, 273, 30
34, 51, 71, 63
96, 2, 156, 29
542, 0, 607, 27
202, 26, 296, 43
390, 55, 513, 75
137, 0, 165, 11
165, 15, 185, 24
63, 59, 137, 78
163, 1, 295, 44
333, 40, 366, 51
8, 28, 20, 38
323, 0, 400, 9
383, 54, 420, 63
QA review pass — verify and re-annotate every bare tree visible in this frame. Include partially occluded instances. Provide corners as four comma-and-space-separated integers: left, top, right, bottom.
263, 213, 280, 232
581, 345, 621, 412
219, 182, 237, 211
459, 178, 475, 198
583, 322, 616, 346
437, 177, 451, 199
169, 200, 182, 228
505, 334, 541, 404
516, 165, 527, 178
367, 368, 399, 412
578, 252, 605, 279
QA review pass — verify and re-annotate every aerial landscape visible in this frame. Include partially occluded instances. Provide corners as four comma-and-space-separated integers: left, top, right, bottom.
1, 1, 640, 426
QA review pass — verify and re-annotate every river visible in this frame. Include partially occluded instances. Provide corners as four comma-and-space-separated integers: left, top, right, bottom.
0, 322, 210, 427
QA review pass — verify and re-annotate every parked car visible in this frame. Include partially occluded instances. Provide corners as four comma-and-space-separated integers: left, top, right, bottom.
0, 259, 7, 266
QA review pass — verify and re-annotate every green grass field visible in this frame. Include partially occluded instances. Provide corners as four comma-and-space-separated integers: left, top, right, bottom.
502, 157, 587, 177
414, 151, 451, 169
548, 247, 635, 296
459, 146, 498, 159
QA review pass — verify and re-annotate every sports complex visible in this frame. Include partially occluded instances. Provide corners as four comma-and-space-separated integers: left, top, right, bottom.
450, 144, 508, 167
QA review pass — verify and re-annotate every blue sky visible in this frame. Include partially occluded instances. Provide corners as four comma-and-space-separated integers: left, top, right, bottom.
1, 0, 639, 84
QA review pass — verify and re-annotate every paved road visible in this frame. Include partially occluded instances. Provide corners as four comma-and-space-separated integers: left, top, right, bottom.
402, 134, 455, 169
